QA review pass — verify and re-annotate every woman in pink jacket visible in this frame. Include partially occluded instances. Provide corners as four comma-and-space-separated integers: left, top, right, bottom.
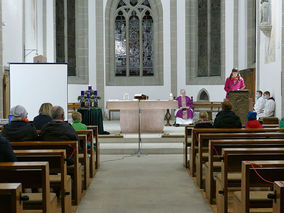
224, 68, 246, 99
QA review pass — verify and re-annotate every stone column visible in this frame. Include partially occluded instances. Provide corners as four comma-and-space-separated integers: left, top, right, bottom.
229, 90, 250, 125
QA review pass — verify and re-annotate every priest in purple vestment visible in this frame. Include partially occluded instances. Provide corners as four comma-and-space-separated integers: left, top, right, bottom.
175, 89, 194, 125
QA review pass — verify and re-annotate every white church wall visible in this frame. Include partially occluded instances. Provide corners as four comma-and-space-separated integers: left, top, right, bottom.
238, 0, 248, 69
103, 0, 172, 104
257, 0, 282, 118
178, 0, 234, 102
2, 0, 24, 66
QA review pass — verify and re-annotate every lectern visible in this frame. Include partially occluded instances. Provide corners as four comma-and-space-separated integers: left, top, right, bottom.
229, 90, 250, 125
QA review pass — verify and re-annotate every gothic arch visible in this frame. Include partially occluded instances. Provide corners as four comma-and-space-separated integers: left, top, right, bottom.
197, 88, 210, 101
105, 0, 164, 86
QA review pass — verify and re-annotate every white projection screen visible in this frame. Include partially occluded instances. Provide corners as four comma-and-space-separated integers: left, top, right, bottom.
10, 63, 68, 121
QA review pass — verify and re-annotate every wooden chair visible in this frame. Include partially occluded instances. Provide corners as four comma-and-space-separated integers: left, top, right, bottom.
14, 149, 71, 213
206, 138, 284, 204
10, 141, 82, 206
196, 131, 284, 189
216, 148, 284, 213
0, 162, 56, 213
0, 183, 23, 213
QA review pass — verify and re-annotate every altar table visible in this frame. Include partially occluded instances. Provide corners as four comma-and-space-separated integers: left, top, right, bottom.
106, 100, 178, 133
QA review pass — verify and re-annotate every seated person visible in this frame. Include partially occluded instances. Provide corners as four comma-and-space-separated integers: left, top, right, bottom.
33, 103, 53, 130
175, 89, 194, 125
0, 135, 17, 162
40, 106, 78, 141
72, 111, 87, 130
214, 100, 242, 128
194, 111, 213, 128
280, 118, 284, 129
254, 90, 266, 118
2, 105, 38, 141
40, 106, 78, 165
245, 111, 263, 128
258, 91, 276, 118
72, 111, 95, 150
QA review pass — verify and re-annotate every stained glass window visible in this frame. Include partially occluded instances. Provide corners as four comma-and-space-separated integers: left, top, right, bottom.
197, 0, 221, 77
114, 0, 154, 77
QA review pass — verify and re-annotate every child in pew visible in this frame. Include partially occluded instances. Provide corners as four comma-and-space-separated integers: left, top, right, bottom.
72, 112, 95, 150
194, 111, 214, 129
193, 111, 214, 146
244, 111, 263, 128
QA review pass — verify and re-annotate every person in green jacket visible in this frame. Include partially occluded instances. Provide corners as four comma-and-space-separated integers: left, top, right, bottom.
72, 111, 96, 150
279, 118, 284, 129
72, 111, 87, 130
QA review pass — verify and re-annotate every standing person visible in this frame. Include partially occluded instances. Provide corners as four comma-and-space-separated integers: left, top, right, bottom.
175, 89, 194, 125
224, 68, 246, 99
254, 90, 266, 118
33, 103, 53, 130
258, 91, 276, 118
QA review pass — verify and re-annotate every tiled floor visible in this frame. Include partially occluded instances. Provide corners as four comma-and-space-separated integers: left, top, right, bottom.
76, 155, 212, 213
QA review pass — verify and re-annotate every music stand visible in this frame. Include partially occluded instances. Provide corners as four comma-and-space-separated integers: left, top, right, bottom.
134, 100, 146, 157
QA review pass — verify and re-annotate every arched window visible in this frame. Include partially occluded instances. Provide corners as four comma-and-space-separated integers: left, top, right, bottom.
106, 0, 163, 86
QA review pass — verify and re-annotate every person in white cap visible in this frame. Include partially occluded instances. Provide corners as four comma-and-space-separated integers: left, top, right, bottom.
1, 105, 38, 141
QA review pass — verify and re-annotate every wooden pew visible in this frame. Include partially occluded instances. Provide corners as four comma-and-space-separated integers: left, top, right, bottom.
196, 132, 284, 189
272, 181, 284, 213
184, 125, 194, 168
187, 128, 280, 175
0, 162, 56, 213
14, 149, 71, 213
232, 161, 284, 213
78, 134, 91, 190
10, 141, 82, 206
206, 139, 284, 204
216, 148, 284, 213
87, 125, 100, 170
76, 128, 97, 177
0, 183, 23, 213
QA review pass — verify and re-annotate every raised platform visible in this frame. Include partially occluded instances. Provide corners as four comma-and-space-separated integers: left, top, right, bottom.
101, 120, 186, 155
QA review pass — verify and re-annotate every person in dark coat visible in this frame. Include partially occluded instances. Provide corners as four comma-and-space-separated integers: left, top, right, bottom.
2, 105, 38, 141
214, 100, 242, 128
0, 135, 17, 162
40, 106, 78, 141
33, 103, 53, 130
194, 111, 214, 128
40, 106, 78, 165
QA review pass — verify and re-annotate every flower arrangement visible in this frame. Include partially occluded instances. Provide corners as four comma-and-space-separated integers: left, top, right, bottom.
78, 85, 101, 108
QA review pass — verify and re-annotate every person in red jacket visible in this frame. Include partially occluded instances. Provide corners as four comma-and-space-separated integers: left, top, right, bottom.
245, 111, 263, 128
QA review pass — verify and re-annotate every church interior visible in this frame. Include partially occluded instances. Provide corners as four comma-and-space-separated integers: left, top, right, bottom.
0, 0, 284, 212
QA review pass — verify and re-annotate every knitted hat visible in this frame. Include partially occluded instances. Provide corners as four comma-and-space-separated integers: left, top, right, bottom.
10, 105, 28, 118
247, 111, 257, 121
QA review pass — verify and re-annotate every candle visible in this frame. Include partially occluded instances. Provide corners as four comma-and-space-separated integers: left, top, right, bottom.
81, 91, 85, 96
88, 85, 92, 91
94, 90, 98, 96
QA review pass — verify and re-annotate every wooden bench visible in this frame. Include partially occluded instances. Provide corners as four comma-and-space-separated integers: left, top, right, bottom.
186, 128, 280, 174
196, 132, 284, 189
216, 148, 284, 213
78, 134, 91, 190
232, 161, 284, 213
87, 126, 100, 170
0, 162, 56, 213
0, 183, 23, 213
206, 138, 284, 204
271, 181, 284, 213
14, 149, 71, 213
10, 141, 82, 206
